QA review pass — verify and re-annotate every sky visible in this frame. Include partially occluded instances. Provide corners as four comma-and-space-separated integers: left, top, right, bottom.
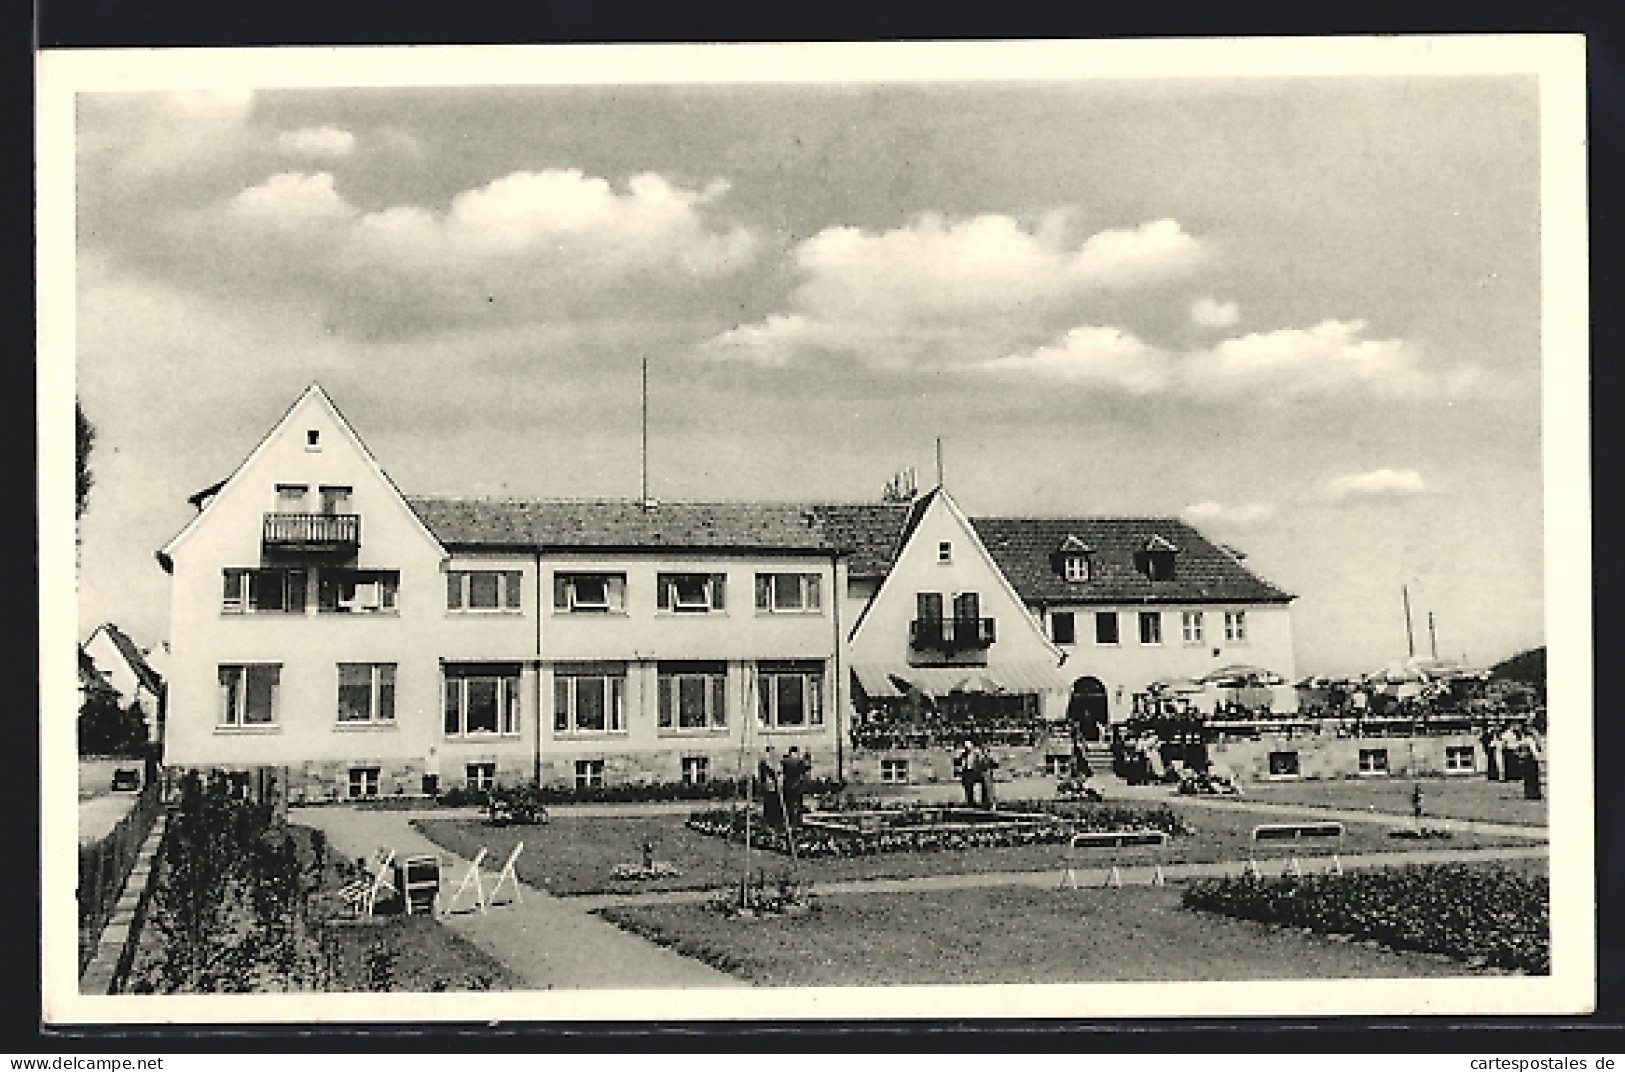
70, 63, 1549, 676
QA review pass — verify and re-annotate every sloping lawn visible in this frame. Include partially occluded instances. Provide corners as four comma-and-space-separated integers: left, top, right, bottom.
1223, 777, 1547, 827
596, 884, 1494, 986
412, 800, 1539, 897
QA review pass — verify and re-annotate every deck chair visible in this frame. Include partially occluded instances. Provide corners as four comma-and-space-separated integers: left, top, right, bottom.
486, 842, 525, 908
337, 848, 396, 917
440, 848, 490, 915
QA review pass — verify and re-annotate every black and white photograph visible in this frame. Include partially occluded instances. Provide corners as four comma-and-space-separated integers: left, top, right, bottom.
39, 38, 1592, 1022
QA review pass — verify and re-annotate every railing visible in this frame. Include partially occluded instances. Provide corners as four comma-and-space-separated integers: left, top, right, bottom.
909, 617, 996, 652
262, 512, 360, 548
78, 777, 162, 977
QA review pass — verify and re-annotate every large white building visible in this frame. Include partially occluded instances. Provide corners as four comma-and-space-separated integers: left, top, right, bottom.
157, 385, 1296, 798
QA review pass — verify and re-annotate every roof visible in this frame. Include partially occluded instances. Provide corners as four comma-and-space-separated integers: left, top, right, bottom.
91, 623, 164, 694
807, 502, 913, 576
409, 497, 865, 555
970, 517, 1293, 605
78, 650, 117, 699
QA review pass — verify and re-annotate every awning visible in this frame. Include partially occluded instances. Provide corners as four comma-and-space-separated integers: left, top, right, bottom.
851, 662, 1071, 699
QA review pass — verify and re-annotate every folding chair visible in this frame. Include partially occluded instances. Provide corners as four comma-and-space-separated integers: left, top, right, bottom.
338, 847, 396, 917
486, 842, 525, 908
440, 847, 490, 915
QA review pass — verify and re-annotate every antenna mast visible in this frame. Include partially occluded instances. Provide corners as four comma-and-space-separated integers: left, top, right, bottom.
1428, 611, 1438, 660
641, 357, 649, 505
1402, 584, 1416, 658
935, 438, 944, 487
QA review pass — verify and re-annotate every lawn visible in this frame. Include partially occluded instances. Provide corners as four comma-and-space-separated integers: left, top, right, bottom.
595, 884, 1496, 986
1230, 777, 1547, 828
412, 799, 1542, 897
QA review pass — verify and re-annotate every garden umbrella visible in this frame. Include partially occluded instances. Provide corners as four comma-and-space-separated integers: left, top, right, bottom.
1148, 675, 1205, 695
1197, 664, 1285, 687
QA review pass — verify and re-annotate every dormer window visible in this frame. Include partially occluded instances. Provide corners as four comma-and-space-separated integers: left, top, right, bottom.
1140, 534, 1179, 581
1057, 535, 1094, 583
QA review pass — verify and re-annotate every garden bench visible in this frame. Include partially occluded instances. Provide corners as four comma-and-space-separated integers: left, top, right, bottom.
1059, 829, 1169, 889
1248, 821, 1344, 878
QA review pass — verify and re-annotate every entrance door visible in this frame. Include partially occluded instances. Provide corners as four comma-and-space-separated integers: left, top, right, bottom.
1068, 677, 1110, 742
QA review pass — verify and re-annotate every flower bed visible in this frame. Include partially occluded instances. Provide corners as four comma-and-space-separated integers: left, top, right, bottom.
1181, 862, 1549, 973
429, 776, 845, 810
686, 799, 1193, 858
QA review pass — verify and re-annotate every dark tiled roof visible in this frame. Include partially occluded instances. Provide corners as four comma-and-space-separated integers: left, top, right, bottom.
970, 517, 1292, 605
409, 497, 865, 555
805, 502, 913, 576
79, 649, 117, 698
99, 623, 164, 693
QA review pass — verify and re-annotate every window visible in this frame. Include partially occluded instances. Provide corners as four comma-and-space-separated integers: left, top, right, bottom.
1138, 611, 1163, 645
1063, 556, 1090, 582
305, 429, 321, 451
1225, 611, 1248, 643
754, 572, 822, 613
218, 664, 280, 726
1182, 611, 1205, 644
1045, 754, 1073, 777
657, 573, 727, 613
681, 756, 709, 786
443, 664, 521, 737
1445, 745, 1476, 773
1095, 612, 1120, 645
880, 758, 910, 784
553, 664, 627, 734
320, 570, 400, 614
449, 570, 524, 612
575, 759, 605, 789
938, 541, 953, 564
552, 572, 626, 614
275, 483, 308, 511
337, 663, 396, 724
466, 762, 496, 792
348, 767, 380, 799
222, 568, 307, 614
657, 662, 728, 732
756, 661, 825, 729
319, 485, 352, 515
1268, 751, 1300, 778
1358, 748, 1390, 776
1051, 612, 1076, 645
917, 592, 944, 623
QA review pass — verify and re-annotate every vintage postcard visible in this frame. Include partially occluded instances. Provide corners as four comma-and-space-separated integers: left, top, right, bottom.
39, 37, 1592, 1023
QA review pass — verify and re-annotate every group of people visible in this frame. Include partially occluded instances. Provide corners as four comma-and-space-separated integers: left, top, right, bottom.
756, 744, 812, 827
1482, 724, 1544, 800
955, 739, 999, 808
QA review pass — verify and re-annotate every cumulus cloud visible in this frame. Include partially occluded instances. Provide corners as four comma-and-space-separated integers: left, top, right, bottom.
1182, 500, 1278, 527
80, 90, 259, 184
1190, 297, 1240, 328
980, 326, 1171, 394
975, 318, 1477, 403
700, 212, 1201, 368
1321, 468, 1426, 501
165, 167, 758, 334
276, 125, 355, 158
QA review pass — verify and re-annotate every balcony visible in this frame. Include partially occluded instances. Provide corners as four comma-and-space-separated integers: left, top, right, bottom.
909, 617, 996, 653
263, 512, 360, 553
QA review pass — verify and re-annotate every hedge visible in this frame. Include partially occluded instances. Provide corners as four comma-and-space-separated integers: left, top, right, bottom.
1182, 862, 1549, 974
432, 776, 845, 809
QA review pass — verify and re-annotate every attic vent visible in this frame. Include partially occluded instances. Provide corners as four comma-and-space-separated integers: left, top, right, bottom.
306, 429, 322, 452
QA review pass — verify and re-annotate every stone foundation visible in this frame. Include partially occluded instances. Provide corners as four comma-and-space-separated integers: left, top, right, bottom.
846, 737, 1074, 787
1208, 733, 1483, 782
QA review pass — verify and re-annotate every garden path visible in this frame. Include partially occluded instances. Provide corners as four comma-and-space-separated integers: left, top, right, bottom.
292, 805, 745, 990
1115, 790, 1549, 839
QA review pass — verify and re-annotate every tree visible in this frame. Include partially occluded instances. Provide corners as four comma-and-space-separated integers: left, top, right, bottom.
76, 400, 95, 522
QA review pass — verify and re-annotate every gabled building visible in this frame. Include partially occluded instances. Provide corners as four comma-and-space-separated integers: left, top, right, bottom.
81, 622, 167, 743
157, 384, 1296, 796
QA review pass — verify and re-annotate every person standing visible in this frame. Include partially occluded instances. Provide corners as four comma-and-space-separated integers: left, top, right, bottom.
1482, 727, 1500, 781
956, 740, 979, 807
757, 744, 783, 826
976, 742, 999, 809
781, 746, 809, 827
1521, 732, 1543, 800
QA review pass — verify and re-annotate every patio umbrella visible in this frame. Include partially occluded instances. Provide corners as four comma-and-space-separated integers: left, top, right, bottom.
1197, 664, 1285, 687
1148, 675, 1205, 695
949, 672, 1005, 695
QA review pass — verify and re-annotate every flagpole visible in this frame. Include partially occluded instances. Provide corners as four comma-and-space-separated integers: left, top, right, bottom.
740, 665, 755, 906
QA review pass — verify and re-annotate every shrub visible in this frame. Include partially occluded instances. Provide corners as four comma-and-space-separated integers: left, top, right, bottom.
1182, 862, 1548, 973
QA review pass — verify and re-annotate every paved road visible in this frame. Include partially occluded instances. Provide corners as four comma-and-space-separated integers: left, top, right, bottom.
292, 805, 744, 990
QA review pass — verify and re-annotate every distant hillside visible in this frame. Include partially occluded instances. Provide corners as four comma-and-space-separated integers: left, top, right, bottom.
1490, 646, 1546, 690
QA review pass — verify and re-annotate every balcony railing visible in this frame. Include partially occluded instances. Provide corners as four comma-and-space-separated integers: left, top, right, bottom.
263, 512, 360, 550
909, 617, 996, 653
